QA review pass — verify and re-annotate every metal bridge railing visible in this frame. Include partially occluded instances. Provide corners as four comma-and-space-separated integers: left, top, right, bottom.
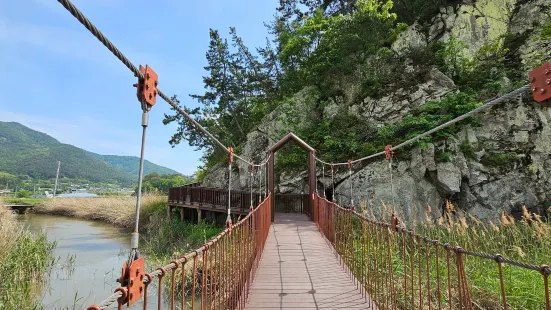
87, 194, 272, 310
314, 194, 551, 310
274, 194, 308, 214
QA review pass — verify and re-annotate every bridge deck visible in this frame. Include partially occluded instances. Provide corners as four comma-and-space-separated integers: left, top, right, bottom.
246, 213, 376, 309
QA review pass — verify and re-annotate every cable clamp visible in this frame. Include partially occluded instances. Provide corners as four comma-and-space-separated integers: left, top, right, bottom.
117, 258, 145, 306
136, 65, 158, 109
384, 145, 394, 160
529, 62, 551, 102
130, 232, 139, 249
228, 147, 234, 164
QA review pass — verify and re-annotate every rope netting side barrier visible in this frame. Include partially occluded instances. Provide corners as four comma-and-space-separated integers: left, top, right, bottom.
314, 194, 551, 310
87, 194, 272, 310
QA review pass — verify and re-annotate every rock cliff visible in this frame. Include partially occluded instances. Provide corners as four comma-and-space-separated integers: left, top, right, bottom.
202, 0, 551, 221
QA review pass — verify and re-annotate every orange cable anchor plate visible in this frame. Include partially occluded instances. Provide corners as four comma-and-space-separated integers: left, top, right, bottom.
137, 65, 158, 106
119, 257, 145, 306
529, 62, 551, 102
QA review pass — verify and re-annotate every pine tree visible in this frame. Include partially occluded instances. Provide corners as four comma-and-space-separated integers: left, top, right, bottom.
164, 28, 279, 165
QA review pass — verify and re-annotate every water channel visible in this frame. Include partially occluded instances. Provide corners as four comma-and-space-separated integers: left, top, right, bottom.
19, 213, 129, 309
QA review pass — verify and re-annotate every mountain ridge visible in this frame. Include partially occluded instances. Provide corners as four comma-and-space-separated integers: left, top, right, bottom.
88, 153, 180, 177
0, 121, 180, 184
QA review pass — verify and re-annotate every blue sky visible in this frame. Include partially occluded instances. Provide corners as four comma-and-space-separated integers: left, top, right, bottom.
0, 0, 278, 175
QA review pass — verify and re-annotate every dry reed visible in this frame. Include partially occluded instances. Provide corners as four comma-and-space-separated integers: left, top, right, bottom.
358, 199, 551, 309
0, 207, 22, 264
0, 202, 55, 309
32, 195, 166, 230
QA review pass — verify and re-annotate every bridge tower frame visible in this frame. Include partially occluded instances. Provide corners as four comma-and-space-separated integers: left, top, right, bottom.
266, 132, 316, 222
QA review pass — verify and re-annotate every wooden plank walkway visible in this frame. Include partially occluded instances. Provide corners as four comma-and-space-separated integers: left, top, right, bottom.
246, 213, 377, 309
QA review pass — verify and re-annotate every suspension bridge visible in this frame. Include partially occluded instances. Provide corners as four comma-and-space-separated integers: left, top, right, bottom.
42, 0, 551, 309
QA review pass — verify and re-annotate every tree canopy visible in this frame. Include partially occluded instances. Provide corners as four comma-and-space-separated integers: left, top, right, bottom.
164, 0, 548, 171
136, 173, 194, 194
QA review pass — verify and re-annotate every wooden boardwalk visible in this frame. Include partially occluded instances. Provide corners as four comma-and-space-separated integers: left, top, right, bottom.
246, 213, 376, 309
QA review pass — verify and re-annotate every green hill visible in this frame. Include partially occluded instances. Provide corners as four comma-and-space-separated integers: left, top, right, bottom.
89, 153, 180, 178
0, 122, 180, 185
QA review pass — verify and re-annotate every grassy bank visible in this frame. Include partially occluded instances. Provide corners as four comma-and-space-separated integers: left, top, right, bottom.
30, 195, 221, 272
0, 207, 56, 309
32, 195, 166, 229
1, 195, 223, 308
2, 197, 44, 206
27, 195, 222, 305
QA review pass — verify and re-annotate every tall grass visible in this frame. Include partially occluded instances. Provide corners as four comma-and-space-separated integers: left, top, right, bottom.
3, 198, 44, 205
0, 206, 56, 309
31, 194, 222, 262
30, 194, 220, 262
352, 200, 551, 309
141, 216, 222, 266
31, 195, 222, 304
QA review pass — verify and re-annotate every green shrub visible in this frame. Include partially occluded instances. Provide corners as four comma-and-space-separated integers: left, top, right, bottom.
459, 140, 476, 159
436, 151, 453, 163
376, 91, 483, 152
142, 218, 222, 267
16, 190, 31, 198
482, 152, 520, 167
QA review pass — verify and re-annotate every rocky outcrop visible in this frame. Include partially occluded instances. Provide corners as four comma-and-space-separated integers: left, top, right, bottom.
201, 0, 551, 222
356, 68, 456, 128
333, 97, 551, 222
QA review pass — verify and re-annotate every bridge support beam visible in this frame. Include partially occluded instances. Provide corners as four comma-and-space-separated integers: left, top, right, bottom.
308, 151, 316, 222
267, 133, 316, 222
268, 151, 275, 221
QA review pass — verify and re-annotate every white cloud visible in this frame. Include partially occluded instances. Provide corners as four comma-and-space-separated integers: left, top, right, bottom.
0, 19, 114, 64
0, 17, 160, 76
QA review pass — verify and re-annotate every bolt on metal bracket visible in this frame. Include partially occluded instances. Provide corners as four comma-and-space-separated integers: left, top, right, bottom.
528, 62, 551, 102
136, 65, 158, 107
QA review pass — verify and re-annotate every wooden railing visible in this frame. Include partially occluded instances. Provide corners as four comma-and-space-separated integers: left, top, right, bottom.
169, 186, 309, 215
168, 186, 263, 213
274, 194, 309, 214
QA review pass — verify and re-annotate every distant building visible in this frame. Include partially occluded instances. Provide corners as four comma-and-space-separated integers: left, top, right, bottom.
57, 189, 98, 198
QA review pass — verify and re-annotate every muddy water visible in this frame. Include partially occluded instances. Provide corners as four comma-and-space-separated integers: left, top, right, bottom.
19, 214, 129, 309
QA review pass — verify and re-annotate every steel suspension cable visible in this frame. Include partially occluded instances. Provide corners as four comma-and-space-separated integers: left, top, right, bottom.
322, 164, 326, 198
56, 0, 257, 167
316, 85, 531, 166
261, 166, 268, 198
127, 106, 149, 264
249, 163, 254, 207
388, 156, 396, 212
256, 167, 262, 204
331, 164, 335, 202
227, 149, 233, 225
347, 161, 353, 208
